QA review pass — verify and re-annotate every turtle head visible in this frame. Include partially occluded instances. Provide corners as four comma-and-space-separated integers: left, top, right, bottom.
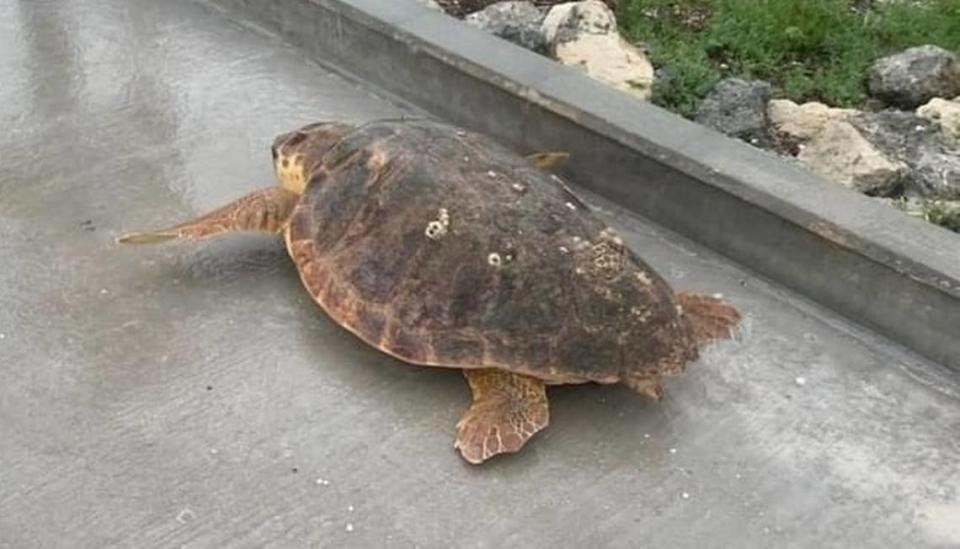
271, 122, 354, 194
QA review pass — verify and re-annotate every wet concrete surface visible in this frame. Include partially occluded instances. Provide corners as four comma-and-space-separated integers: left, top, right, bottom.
2, 0, 959, 547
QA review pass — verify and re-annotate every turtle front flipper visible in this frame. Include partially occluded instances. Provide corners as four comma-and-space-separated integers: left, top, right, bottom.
525, 151, 569, 170
117, 187, 299, 244
454, 369, 549, 465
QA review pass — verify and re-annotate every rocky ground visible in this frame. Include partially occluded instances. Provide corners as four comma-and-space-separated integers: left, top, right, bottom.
695, 47, 960, 232
417, 0, 960, 233
429, 0, 617, 18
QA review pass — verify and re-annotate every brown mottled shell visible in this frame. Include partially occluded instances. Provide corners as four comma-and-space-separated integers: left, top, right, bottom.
285, 119, 698, 385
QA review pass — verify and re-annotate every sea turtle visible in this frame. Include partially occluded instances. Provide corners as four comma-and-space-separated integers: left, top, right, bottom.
118, 118, 740, 464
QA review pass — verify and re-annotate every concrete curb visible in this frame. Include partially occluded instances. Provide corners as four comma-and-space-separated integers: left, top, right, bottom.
208, 0, 959, 371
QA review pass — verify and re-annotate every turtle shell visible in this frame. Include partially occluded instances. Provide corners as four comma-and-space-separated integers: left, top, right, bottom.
285, 119, 698, 385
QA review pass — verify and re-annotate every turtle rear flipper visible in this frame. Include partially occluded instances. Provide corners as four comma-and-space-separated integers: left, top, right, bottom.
455, 369, 549, 465
117, 187, 299, 244
677, 292, 741, 346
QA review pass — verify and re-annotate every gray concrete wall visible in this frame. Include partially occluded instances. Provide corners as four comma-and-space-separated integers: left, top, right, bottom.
209, 0, 960, 371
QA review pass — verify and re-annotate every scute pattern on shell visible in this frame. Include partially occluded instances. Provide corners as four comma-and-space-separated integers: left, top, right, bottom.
286, 119, 698, 385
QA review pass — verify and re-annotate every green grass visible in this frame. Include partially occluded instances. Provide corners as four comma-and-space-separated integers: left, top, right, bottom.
917, 200, 960, 232
893, 198, 960, 232
617, 0, 960, 118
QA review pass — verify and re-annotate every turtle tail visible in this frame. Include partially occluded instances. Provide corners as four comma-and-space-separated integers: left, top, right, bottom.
677, 292, 741, 347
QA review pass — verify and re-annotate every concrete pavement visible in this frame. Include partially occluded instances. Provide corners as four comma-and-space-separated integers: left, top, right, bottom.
1, 0, 958, 547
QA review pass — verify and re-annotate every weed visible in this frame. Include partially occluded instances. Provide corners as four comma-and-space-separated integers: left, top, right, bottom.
618, 0, 960, 117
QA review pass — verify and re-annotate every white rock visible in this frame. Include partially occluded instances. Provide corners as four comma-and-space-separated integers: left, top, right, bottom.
414, 0, 443, 11
767, 99, 857, 141
917, 97, 960, 143
797, 120, 906, 195
542, 0, 616, 44
556, 34, 653, 100
542, 1, 653, 100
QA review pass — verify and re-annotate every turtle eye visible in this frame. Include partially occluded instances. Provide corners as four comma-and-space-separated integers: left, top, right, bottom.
285, 132, 308, 147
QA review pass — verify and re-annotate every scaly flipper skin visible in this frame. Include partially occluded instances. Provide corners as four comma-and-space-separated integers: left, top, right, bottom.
454, 369, 549, 464
525, 151, 570, 171
676, 292, 741, 345
117, 187, 299, 244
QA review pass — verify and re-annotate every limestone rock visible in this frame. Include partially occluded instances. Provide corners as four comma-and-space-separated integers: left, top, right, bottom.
542, 1, 653, 100
867, 45, 960, 109
465, 1, 547, 54
541, 0, 616, 44
797, 120, 906, 195
695, 78, 773, 145
850, 110, 960, 199
767, 99, 858, 141
917, 96, 960, 143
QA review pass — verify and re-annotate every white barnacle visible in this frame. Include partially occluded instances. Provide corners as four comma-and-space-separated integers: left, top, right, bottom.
488, 253, 502, 268
425, 208, 451, 240
511, 183, 525, 193
600, 227, 621, 241
487, 170, 497, 178
632, 306, 653, 323
559, 246, 569, 254
425, 221, 445, 240
635, 271, 653, 285
565, 201, 577, 211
